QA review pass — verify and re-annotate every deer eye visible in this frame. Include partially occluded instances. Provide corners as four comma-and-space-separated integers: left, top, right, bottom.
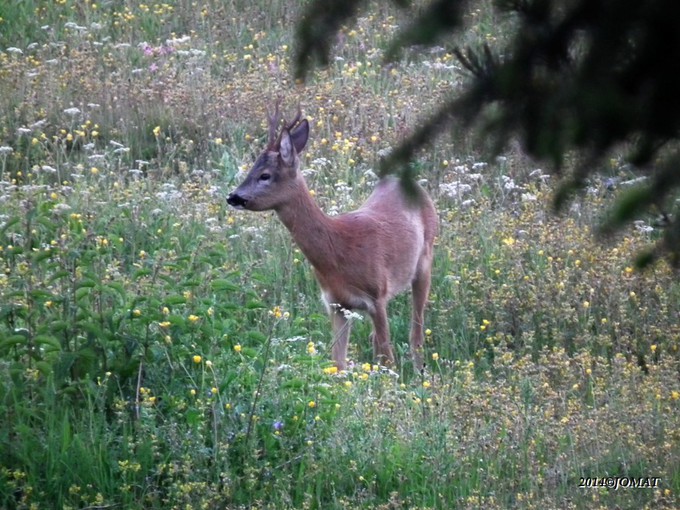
259, 173, 271, 181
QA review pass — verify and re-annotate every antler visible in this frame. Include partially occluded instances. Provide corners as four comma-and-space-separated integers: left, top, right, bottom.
284, 104, 302, 132
266, 100, 302, 149
267, 98, 282, 148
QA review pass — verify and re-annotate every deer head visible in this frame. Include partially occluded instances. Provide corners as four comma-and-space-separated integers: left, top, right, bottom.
227, 104, 309, 211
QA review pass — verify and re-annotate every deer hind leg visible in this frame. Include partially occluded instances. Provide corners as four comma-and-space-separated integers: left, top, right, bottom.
410, 256, 433, 372
369, 300, 395, 366
330, 308, 352, 370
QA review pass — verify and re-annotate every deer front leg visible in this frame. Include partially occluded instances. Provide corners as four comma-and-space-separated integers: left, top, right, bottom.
369, 300, 395, 366
330, 308, 352, 370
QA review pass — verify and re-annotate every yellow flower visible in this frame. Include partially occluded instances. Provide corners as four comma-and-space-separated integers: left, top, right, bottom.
307, 342, 316, 355
153, 126, 161, 137
431, 352, 439, 361
308, 400, 316, 408
425, 328, 432, 336
90, 166, 99, 175
188, 314, 200, 324
361, 363, 372, 373
234, 344, 242, 353
158, 321, 171, 328
651, 344, 657, 353
132, 309, 141, 317
323, 366, 338, 375
192, 355, 202, 364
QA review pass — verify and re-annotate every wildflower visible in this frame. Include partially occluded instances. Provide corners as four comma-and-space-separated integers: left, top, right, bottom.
432, 352, 439, 361
344, 381, 352, 388
234, 344, 242, 353
425, 328, 432, 336
307, 342, 317, 355
308, 400, 316, 408
423, 381, 431, 389
361, 362, 372, 373
153, 126, 161, 137
158, 321, 171, 328
188, 314, 200, 324
671, 391, 679, 400
192, 355, 202, 364
651, 344, 657, 353
323, 366, 338, 375
132, 309, 141, 317
205, 360, 213, 368
270, 306, 283, 319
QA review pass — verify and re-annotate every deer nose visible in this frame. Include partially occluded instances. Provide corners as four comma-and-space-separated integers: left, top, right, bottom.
227, 193, 248, 208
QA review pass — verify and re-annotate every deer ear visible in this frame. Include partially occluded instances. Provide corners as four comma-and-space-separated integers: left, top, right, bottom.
279, 130, 295, 167
290, 119, 309, 154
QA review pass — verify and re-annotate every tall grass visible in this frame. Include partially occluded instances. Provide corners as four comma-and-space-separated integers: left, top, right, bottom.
0, 1, 679, 508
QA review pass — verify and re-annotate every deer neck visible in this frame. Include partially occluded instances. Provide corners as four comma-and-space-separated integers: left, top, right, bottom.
275, 178, 338, 272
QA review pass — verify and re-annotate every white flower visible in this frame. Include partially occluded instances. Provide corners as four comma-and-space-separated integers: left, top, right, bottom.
63, 107, 81, 117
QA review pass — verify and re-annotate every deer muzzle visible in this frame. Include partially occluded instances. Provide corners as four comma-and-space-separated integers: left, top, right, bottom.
227, 192, 248, 208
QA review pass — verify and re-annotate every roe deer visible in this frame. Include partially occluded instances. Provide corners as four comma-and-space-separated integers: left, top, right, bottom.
227, 103, 437, 370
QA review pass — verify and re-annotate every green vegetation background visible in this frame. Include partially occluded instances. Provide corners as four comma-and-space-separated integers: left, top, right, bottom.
0, 1, 678, 508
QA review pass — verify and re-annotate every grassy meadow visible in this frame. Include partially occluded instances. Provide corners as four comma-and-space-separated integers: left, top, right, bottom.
1, 1, 679, 508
